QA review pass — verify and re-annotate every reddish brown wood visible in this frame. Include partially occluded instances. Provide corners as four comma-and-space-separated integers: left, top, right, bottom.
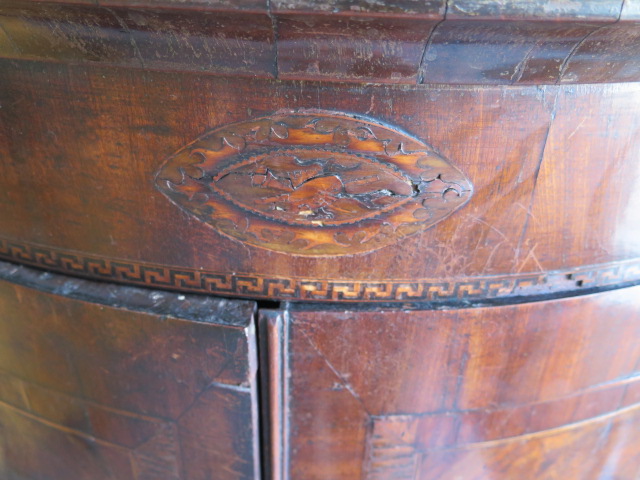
0, 2, 276, 77
415, 405, 640, 479
156, 110, 472, 256
1, 2, 640, 479
276, 15, 440, 84
558, 22, 640, 84
1, 59, 640, 300
259, 310, 287, 480
271, 286, 640, 479
0, 261, 260, 480
1, 1, 640, 84
418, 21, 602, 85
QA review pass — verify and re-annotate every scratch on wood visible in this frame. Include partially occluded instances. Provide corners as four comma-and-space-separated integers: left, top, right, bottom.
516, 242, 544, 273
298, 328, 370, 414
567, 117, 587, 140
105, 8, 146, 69
510, 43, 537, 84
556, 0, 624, 84
0, 22, 22, 55
514, 88, 559, 266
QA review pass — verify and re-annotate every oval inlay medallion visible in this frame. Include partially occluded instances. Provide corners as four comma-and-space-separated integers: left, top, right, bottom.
155, 110, 473, 255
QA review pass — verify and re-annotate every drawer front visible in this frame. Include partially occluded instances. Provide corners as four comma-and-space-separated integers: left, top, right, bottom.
0, 261, 260, 480
264, 287, 640, 479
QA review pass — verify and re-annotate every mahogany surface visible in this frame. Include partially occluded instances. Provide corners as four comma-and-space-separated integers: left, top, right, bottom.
1, 62, 640, 301
1, 1, 640, 302
267, 287, 640, 479
1, 1, 640, 479
0, 261, 260, 480
1, 1, 640, 86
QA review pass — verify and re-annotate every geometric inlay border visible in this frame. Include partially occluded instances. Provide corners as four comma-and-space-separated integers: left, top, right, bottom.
1, 236, 639, 303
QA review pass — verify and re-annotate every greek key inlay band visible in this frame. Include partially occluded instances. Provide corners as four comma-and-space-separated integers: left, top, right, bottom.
1, 237, 639, 303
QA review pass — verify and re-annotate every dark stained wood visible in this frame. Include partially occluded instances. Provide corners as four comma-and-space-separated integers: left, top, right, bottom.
276, 15, 440, 84
0, 260, 260, 480
2, 1, 640, 84
18, 0, 269, 9
271, 286, 640, 479
271, 0, 445, 16
155, 110, 473, 256
418, 20, 602, 85
1, 59, 640, 300
0, 1, 276, 77
559, 22, 640, 84
0, 2, 639, 479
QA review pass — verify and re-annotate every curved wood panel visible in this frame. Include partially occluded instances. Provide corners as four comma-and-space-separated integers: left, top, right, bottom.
269, 286, 640, 479
155, 110, 473, 256
2, 3, 639, 480
1, 60, 640, 299
416, 404, 640, 480
0, 261, 260, 480
2, 1, 640, 85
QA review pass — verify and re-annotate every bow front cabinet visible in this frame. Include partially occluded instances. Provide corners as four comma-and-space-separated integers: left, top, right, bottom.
1, 1, 640, 478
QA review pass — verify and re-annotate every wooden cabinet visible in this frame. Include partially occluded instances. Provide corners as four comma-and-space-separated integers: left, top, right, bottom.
1, 1, 640, 478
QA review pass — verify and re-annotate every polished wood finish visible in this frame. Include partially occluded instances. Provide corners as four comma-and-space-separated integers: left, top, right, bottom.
2, 1, 640, 85
1, 1, 640, 479
270, 287, 640, 479
156, 110, 472, 256
0, 261, 260, 480
0, 1, 277, 78
1, 60, 640, 300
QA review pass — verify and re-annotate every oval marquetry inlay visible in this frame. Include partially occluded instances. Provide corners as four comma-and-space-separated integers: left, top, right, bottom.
212, 149, 415, 226
155, 110, 473, 255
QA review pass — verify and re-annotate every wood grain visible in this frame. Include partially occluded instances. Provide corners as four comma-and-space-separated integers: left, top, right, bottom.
1, 3, 639, 480
1, 60, 640, 300
276, 15, 440, 84
271, 286, 640, 479
418, 20, 602, 85
1, 1, 640, 84
0, 2, 276, 77
0, 260, 260, 480
155, 110, 473, 256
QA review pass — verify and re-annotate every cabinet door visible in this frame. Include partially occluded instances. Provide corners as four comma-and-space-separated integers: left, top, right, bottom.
0, 261, 260, 480
263, 288, 640, 480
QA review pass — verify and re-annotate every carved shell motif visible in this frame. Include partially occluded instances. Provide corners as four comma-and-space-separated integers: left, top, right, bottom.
155, 110, 473, 256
